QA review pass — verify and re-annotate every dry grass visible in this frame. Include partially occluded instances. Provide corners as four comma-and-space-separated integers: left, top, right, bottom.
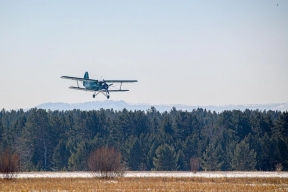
1, 177, 288, 191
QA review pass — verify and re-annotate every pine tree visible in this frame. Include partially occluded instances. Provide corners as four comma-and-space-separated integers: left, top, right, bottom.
128, 138, 143, 170
272, 137, 288, 170
220, 129, 237, 171
159, 114, 175, 135
257, 133, 273, 170
183, 135, 199, 167
201, 143, 224, 171
68, 141, 89, 171
153, 144, 178, 171
146, 138, 160, 170
0, 118, 3, 150
52, 139, 70, 171
0, 106, 287, 172
273, 112, 288, 139
177, 149, 187, 170
232, 137, 257, 170
24, 109, 53, 170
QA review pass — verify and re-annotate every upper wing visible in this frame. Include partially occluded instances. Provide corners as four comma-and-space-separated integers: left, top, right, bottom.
61, 76, 137, 83
103, 80, 138, 83
61, 76, 98, 83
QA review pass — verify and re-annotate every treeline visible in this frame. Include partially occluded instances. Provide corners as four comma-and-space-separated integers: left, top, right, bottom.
0, 107, 287, 172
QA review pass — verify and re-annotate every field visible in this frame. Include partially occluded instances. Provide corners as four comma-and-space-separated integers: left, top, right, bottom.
1, 177, 288, 191
1, 172, 288, 191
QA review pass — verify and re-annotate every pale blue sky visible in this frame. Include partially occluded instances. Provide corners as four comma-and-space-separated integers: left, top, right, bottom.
1, 0, 287, 110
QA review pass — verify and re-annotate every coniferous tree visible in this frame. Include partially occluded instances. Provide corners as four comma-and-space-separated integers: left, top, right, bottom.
0, 118, 3, 150
220, 129, 237, 171
272, 137, 288, 170
52, 139, 70, 171
147, 138, 160, 170
250, 111, 273, 137
24, 109, 54, 170
68, 141, 89, 171
232, 137, 257, 170
11, 116, 30, 171
201, 143, 224, 171
0, 107, 287, 172
177, 149, 187, 170
132, 111, 149, 136
273, 112, 288, 139
257, 133, 272, 170
183, 135, 199, 167
128, 138, 143, 170
153, 144, 178, 171
160, 115, 175, 135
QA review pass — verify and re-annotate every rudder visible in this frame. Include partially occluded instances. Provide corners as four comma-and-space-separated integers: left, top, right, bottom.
84, 71, 89, 79
83, 72, 89, 87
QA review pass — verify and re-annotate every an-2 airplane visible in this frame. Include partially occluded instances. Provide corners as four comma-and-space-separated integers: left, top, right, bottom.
61, 72, 137, 99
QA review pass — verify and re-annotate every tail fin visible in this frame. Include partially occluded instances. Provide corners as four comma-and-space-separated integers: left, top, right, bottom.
83, 72, 89, 87
84, 71, 89, 79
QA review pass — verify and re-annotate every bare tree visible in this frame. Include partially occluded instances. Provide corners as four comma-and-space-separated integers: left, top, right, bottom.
88, 147, 125, 179
276, 163, 283, 172
0, 148, 20, 179
190, 157, 200, 173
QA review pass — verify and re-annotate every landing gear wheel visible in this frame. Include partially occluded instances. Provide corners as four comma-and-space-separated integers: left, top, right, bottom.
93, 94, 95, 98
107, 95, 110, 99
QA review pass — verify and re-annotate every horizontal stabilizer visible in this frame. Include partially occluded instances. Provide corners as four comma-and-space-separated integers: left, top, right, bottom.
69, 86, 89, 91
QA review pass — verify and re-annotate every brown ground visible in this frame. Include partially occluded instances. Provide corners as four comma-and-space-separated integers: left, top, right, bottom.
1, 177, 288, 191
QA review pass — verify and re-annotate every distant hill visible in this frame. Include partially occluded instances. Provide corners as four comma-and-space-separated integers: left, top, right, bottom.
36, 100, 288, 112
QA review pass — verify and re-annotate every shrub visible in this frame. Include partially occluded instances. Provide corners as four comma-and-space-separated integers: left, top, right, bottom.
0, 148, 20, 179
190, 157, 200, 173
87, 147, 125, 179
276, 163, 283, 172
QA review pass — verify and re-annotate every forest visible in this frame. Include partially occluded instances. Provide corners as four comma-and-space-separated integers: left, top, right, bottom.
0, 107, 287, 172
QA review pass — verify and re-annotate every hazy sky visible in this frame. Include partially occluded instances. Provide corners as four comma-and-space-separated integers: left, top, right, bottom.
1, 0, 288, 110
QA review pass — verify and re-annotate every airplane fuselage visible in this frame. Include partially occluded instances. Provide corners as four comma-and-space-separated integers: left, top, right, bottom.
83, 81, 104, 91
83, 72, 107, 91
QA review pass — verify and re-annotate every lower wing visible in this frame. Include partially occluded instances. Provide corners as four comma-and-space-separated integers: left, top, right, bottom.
69, 86, 129, 92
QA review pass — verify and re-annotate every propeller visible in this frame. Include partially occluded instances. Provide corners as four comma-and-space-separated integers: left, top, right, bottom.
102, 80, 113, 94
102, 80, 113, 88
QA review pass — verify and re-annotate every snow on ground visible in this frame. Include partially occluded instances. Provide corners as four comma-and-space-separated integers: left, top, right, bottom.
125, 171, 288, 178
10, 171, 288, 179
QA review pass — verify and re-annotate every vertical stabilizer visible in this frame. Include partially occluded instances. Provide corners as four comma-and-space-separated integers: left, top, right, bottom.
83, 72, 89, 86
84, 71, 89, 79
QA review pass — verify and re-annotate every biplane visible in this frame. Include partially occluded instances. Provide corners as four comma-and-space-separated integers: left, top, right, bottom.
61, 72, 137, 99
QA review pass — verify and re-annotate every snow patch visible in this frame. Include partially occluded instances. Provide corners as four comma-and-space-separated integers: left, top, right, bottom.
9, 171, 288, 179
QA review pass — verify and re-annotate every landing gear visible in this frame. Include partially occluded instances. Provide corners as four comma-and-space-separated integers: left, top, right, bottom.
92, 91, 109, 99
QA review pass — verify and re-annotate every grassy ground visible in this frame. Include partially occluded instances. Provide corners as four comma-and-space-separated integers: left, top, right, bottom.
1, 177, 288, 191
